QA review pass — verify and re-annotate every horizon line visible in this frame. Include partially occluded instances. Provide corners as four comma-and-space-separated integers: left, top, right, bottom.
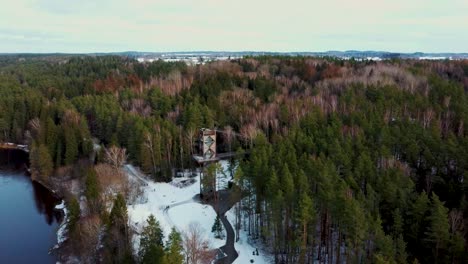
1, 50, 468, 55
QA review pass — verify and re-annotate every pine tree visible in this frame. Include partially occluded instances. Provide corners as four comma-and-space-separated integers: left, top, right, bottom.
372, 217, 395, 263
110, 193, 128, 229
85, 166, 100, 213
45, 118, 57, 158
297, 192, 315, 264
425, 194, 450, 263
392, 208, 403, 238
139, 214, 164, 264
55, 136, 63, 167
280, 164, 294, 202
30, 143, 53, 182
79, 118, 93, 156
408, 192, 429, 240
164, 228, 183, 264
232, 165, 245, 240
280, 163, 294, 260
64, 126, 78, 165
202, 163, 221, 197
395, 234, 408, 264
140, 141, 154, 175
107, 193, 131, 263
407, 191, 429, 260
343, 197, 368, 263
211, 215, 224, 239
68, 197, 81, 233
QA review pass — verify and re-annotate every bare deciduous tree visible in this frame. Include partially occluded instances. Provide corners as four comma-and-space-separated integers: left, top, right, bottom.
186, 127, 196, 156
95, 163, 130, 206
27, 118, 41, 140
223, 125, 233, 153
105, 146, 127, 168
63, 109, 81, 126
73, 215, 102, 263
143, 131, 157, 176
449, 209, 464, 234
183, 222, 215, 264
240, 124, 259, 148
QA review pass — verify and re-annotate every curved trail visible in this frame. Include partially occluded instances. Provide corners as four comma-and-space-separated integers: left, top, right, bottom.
217, 213, 238, 264
208, 190, 240, 264
161, 197, 195, 229
124, 164, 148, 186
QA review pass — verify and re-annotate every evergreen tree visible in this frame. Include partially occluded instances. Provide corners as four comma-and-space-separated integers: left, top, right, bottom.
110, 193, 128, 229
45, 118, 57, 158
164, 228, 183, 264
373, 217, 396, 263
64, 126, 78, 165
297, 192, 315, 264
425, 194, 450, 263
395, 234, 408, 264
55, 135, 63, 167
106, 193, 132, 263
30, 143, 53, 182
139, 214, 164, 264
211, 215, 224, 239
85, 166, 100, 213
68, 197, 81, 232
392, 208, 403, 238
79, 118, 93, 156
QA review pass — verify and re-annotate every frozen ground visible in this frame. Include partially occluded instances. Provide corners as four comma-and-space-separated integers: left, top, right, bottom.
168, 203, 225, 248
227, 205, 273, 264
216, 159, 235, 191
126, 165, 225, 251
54, 200, 68, 246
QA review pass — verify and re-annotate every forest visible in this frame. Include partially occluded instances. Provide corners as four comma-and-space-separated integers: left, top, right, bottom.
0, 54, 467, 263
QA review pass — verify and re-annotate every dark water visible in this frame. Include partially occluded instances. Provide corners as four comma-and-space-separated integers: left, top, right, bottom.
0, 150, 62, 264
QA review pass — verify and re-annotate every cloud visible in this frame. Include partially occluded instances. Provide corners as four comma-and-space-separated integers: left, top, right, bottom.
0, 0, 466, 52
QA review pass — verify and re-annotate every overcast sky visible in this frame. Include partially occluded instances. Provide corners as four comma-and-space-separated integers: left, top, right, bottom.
0, 0, 467, 53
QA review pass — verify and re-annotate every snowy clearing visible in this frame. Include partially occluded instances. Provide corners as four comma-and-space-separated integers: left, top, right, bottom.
126, 165, 226, 252
168, 203, 225, 248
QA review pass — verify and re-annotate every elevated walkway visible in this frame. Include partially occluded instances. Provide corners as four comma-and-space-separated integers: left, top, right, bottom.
0, 142, 29, 153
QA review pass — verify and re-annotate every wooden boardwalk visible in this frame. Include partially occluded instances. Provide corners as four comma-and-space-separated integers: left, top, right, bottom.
192, 151, 247, 164
0, 142, 29, 153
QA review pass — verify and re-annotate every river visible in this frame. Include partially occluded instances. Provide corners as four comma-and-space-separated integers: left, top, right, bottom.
0, 149, 62, 263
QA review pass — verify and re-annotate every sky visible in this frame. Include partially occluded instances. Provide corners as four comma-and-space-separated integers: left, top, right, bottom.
0, 0, 467, 53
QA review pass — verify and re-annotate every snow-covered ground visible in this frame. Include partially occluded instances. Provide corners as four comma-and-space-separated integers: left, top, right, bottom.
54, 200, 68, 246
168, 203, 225, 248
126, 165, 225, 251
227, 204, 273, 264
216, 159, 234, 191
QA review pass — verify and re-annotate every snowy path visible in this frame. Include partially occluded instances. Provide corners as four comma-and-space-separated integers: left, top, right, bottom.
162, 198, 195, 229
124, 165, 148, 186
